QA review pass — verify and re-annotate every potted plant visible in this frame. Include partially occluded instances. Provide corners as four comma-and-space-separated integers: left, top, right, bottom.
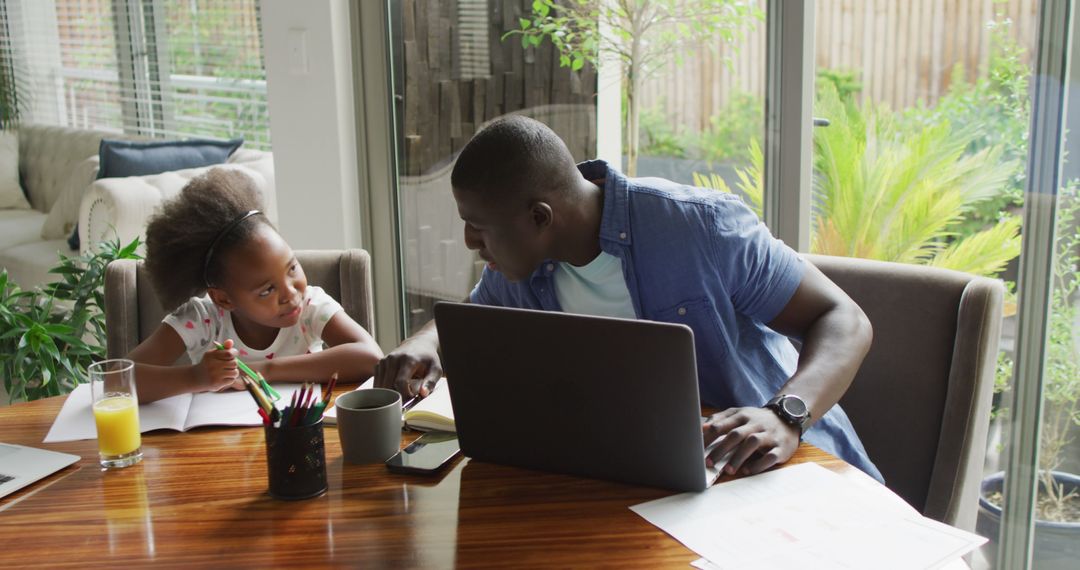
0, 238, 141, 403
977, 181, 1080, 569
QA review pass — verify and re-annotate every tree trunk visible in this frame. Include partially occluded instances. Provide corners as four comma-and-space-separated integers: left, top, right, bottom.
626, 43, 642, 176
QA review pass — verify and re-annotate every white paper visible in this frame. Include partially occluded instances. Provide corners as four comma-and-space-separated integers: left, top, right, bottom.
404, 378, 454, 431
44, 383, 314, 443
631, 463, 986, 570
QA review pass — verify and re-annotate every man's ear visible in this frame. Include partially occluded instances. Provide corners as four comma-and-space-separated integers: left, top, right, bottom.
207, 287, 234, 311
530, 201, 553, 229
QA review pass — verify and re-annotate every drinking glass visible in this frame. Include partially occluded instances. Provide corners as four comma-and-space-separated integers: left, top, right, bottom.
89, 359, 142, 468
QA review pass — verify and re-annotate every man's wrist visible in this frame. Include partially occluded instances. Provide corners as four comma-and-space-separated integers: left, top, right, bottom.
764, 394, 811, 437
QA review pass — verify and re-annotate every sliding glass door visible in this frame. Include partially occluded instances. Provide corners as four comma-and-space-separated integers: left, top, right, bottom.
368, 1, 1077, 566
387, 0, 598, 334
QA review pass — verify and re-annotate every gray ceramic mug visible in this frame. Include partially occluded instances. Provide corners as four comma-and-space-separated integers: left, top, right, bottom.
335, 388, 402, 464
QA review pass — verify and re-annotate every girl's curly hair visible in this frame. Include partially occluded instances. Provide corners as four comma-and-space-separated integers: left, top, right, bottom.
144, 168, 274, 310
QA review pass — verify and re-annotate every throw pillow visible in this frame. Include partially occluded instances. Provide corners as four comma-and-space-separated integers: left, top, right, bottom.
0, 130, 30, 210
42, 155, 100, 240
69, 137, 243, 249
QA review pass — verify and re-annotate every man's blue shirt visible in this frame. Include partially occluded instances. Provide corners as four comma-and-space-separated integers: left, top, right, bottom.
469, 160, 882, 481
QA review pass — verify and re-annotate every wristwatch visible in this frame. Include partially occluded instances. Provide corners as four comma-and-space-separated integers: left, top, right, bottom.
764, 394, 811, 437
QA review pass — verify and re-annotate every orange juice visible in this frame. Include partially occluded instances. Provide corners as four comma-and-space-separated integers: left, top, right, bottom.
93, 395, 141, 456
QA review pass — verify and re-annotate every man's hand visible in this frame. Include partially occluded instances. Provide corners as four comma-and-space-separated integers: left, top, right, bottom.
373, 336, 442, 399
196, 338, 243, 392
703, 407, 800, 476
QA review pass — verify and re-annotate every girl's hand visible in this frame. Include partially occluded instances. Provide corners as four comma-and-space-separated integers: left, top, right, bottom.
196, 339, 243, 392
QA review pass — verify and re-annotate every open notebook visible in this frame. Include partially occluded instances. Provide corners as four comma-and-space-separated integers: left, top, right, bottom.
324, 377, 455, 432
44, 383, 314, 443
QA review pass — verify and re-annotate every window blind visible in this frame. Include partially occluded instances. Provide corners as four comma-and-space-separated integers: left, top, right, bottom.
0, 0, 270, 150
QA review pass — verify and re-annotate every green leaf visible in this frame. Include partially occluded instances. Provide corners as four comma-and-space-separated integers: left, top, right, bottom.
571, 57, 584, 71
519, 17, 531, 30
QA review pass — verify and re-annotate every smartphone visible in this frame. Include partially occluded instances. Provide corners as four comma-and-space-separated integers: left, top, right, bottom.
385, 432, 461, 475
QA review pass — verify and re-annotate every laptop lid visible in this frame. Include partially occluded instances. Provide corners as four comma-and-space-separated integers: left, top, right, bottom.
0, 443, 80, 499
434, 302, 715, 492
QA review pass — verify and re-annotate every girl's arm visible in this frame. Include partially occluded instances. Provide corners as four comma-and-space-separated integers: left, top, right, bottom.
251, 312, 383, 383
127, 325, 242, 403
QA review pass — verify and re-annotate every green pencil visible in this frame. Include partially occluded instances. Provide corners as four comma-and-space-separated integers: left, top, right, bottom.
214, 341, 281, 401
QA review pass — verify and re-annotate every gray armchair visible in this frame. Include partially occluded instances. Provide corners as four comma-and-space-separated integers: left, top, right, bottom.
104, 249, 375, 359
806, 254, 1004, 533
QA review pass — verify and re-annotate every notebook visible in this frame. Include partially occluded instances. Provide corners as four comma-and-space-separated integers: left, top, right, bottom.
44, 383, 315, 443
323, 377, 455, 432
0, 443, 80, 499
434, 301, 722, 493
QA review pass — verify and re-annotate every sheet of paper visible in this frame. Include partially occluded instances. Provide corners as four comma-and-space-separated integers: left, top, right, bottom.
184, 383, 313, 429
631, 463, 986, 570
405, 378, 453, 423
43, 383, 314, 442
44, 385, 194, 442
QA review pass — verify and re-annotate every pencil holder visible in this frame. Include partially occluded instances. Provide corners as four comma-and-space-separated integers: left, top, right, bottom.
264, 419, 328, 500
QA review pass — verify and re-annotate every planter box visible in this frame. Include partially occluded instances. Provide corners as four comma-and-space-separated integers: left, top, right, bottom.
977, 471, 1080, 569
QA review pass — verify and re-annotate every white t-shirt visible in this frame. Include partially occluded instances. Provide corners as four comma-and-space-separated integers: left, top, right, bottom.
554, 251, 637, 319
163, 285, 343, 364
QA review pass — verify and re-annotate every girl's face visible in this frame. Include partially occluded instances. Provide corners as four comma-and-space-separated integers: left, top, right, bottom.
210, 224, 307, 330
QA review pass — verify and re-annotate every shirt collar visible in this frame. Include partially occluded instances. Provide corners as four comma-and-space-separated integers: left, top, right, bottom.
529, 160, 630, 288
576, 159, 631, 247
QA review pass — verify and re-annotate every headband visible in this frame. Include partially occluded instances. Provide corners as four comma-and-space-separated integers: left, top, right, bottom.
203, 209, 262, 287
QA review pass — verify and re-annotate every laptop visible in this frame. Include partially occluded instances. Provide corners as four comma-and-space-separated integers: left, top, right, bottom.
434, 302, 721, 492
0, 443, 80, 499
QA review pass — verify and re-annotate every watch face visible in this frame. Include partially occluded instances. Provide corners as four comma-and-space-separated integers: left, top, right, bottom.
781, 396, 807, 419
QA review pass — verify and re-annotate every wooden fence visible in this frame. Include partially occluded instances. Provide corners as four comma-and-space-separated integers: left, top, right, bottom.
640, 0, 1040, 134
397, 0, 597, 176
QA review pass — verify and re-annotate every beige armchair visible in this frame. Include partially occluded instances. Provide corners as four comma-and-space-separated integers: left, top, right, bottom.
806, 254, 1004, 533
104, 249, 375, 359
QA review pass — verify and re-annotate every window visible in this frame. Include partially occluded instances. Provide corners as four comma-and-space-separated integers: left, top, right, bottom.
2, 0, 270, 149
389, 0, 598, 334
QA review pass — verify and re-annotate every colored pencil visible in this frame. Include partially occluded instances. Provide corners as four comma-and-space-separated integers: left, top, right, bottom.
213, 341, 280, 401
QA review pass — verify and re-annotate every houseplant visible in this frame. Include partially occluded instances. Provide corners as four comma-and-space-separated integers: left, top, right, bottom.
0, 237, 142, 403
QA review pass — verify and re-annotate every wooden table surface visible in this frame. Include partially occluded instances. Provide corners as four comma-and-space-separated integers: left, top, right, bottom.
0, 394, 850, 568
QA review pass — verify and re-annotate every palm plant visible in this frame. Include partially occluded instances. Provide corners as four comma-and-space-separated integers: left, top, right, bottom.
699, 83, 1022, 279
692, 137, 763, 216
813, 83, 1022, 276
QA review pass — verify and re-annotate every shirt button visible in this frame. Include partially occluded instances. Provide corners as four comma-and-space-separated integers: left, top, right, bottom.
546, 263, 554, 272
677, 307, 687, 316
619, 232, 627, 240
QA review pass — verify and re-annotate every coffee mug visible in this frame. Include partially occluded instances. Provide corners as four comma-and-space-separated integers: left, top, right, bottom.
335, 388, 402, 464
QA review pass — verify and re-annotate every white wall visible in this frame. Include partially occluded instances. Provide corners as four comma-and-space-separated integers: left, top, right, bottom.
260, 0, 363, 250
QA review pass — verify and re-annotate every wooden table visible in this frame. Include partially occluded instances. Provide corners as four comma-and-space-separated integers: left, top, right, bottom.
0, 395, 851, 568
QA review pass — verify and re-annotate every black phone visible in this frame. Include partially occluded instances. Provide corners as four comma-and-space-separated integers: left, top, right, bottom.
385, 432, 461, 475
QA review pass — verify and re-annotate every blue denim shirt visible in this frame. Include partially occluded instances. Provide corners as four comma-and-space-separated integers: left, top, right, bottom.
470, 160, 882, 481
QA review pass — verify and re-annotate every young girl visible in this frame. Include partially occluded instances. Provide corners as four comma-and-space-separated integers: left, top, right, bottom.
129, 169, 384, 403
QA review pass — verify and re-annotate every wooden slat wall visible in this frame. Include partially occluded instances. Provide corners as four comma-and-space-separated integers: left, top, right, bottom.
399, 0, 597, 176
639, 0, 1038, 134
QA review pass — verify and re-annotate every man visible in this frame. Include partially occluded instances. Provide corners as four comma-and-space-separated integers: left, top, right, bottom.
375, 115, 881, 481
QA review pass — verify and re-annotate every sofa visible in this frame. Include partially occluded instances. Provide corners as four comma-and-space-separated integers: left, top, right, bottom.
0, 125, 275, 291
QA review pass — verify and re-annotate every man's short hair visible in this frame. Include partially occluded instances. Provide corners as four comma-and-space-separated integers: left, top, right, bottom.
451, 115, 578, 203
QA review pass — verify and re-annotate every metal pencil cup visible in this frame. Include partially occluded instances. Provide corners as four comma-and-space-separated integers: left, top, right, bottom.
263, 419, 328, 500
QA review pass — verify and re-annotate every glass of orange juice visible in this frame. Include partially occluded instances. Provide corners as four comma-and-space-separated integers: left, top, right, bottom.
89, 359, 142, 468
